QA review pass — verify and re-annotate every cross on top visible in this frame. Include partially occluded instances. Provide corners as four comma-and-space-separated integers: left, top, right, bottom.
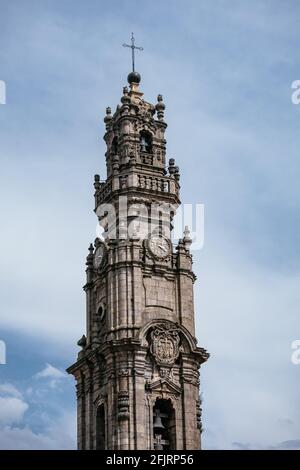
122, 33, 143, 72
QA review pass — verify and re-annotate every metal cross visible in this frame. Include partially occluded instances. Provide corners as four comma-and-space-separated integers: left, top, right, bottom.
123, 33, 143, 72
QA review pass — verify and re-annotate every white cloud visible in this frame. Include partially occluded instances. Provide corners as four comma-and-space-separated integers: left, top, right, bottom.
0, 377, 75, 449
34, 363, 68, 389
0, 383, 28, 425
0, 397, 28, 425
35, 363, 66, 380
0, 383, 22, 398
0, 412, 76, 450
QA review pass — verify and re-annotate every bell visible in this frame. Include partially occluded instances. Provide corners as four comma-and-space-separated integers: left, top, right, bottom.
153, 410, 165, 430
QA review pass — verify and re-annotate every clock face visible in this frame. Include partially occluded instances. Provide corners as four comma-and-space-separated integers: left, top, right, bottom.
94, 244, 105, 269
148, 235, 170, 259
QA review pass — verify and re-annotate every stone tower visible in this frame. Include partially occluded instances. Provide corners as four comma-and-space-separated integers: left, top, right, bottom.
67, 70, 209, 450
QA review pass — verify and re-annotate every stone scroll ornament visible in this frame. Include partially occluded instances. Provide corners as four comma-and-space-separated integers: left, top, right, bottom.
150, 323, 181, 367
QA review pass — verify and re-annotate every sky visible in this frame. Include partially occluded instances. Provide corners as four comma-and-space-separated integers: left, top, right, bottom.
0, 0, 300, 450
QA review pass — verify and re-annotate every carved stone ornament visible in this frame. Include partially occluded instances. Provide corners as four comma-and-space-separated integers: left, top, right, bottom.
118, 390, 129, 420
150, 323, 181, 366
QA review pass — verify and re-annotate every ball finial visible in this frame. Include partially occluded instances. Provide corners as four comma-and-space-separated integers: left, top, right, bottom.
127, 71, 141, 84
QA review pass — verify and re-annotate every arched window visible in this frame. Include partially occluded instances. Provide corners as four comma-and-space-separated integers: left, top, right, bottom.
96, 404, 106, 449
140, 131, 152, 153
153, 398, 176, 450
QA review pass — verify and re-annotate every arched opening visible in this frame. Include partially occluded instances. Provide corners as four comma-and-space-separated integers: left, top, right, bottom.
153, 398, 176, 450
140, 131, 152, 153
96, 404, 106, 449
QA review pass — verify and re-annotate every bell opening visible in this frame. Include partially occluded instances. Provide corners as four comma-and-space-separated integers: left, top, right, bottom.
153, 398, 176, 450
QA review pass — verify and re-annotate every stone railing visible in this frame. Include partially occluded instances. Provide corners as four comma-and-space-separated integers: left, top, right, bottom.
137, 175, 170, 193
95, 181, 112, 205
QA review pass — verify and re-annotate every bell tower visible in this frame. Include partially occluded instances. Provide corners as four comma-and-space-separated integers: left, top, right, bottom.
67, 62, 209, 450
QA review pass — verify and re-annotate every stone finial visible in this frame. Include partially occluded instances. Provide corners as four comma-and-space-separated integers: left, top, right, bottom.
94, 174, 100, 190
105, 107, 112, 118
121, 86, 130, 113
168, 158, 176, 175
86, 243, 94, 267
104, 107, 112, 130
128, 71, 141, 85
174, 165, 180, 182
183, 225, 192, 252
156, 94, 165, 121
127, 72, 142, 99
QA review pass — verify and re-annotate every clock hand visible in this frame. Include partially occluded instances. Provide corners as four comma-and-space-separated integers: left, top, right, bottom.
158, 244, 167, 252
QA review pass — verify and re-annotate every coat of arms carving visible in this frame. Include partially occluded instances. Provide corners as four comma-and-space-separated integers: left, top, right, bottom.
150, 323, 181, 366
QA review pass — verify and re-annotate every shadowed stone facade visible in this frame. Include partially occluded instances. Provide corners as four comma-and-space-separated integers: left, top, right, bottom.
67, 72, 209, 450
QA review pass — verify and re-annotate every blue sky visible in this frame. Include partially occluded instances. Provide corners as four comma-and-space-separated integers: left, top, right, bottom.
0, 0, 300, 449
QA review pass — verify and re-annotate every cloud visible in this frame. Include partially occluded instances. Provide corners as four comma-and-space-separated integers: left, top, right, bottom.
0, 383, 22, 398
232, 439, 300, 450
232, 442, 251, 450
0, 371, 75, 449
273, 439, 300, 450
35, 363, 66, 380
34, 363, 68, 389
0, 397, 28, 425
0, 384, 28, 425
0, 412, 76, 450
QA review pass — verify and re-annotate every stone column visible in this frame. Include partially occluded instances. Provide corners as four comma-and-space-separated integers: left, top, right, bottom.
75, 372, 85, 450
118, 371, 130, 450
181, 355, 200, 450
133, 350, 147, 449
